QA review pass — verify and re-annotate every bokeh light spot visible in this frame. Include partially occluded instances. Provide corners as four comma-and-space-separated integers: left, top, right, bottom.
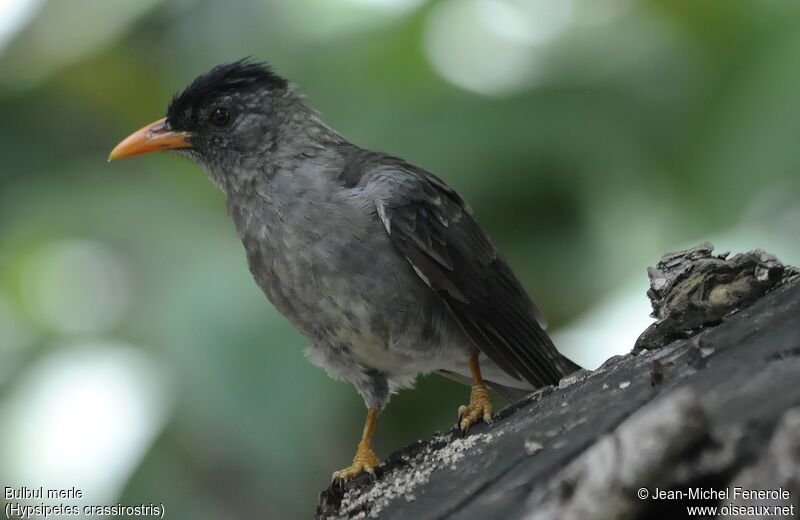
21, 239, 132, 335
0, 0, 43, 53
424, 0, 574, 96
343, 0, 427, 13
0, 342, 173, 503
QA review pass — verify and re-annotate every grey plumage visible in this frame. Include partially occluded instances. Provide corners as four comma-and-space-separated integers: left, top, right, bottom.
163, 60, 578, 411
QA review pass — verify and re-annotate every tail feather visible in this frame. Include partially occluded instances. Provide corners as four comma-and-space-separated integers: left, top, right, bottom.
488, 382, 534, 402
558, 353, 582, 376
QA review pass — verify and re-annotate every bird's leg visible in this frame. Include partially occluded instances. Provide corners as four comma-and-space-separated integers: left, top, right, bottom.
332, 407, 381, 482
458, 355, 493, 432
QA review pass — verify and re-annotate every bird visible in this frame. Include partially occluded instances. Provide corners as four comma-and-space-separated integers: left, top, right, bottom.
109, 59, 581, 482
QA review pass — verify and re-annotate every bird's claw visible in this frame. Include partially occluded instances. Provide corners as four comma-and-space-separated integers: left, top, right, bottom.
458, 384, 493, 432
331, 440, 380, 483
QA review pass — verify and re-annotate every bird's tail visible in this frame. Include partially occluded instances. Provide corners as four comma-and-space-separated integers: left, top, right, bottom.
557, 353, 582, 376
489, 353, 582, 403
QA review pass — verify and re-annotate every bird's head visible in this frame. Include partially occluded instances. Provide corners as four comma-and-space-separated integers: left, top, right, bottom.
109, 59, 292, 188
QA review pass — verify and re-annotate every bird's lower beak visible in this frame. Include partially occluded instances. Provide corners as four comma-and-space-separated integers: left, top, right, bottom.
108, 117, 191, 161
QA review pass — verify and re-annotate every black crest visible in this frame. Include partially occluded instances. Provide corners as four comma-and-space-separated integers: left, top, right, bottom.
166, 58, 288, 126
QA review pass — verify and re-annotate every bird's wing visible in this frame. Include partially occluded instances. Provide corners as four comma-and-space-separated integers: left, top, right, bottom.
366, 160, 572, 387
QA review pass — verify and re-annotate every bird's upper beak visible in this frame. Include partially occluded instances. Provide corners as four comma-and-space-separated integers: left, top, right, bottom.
108, 117, 191, 161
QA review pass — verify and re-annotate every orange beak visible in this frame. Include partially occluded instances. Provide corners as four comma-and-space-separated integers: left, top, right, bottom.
108, 117, 191, 161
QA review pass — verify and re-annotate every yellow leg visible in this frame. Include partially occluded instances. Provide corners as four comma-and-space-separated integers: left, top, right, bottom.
457, 356, 493, 431
332, 407, 381, 482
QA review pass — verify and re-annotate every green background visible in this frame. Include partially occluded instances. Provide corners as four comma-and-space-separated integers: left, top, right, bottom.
1, 0, 799, 518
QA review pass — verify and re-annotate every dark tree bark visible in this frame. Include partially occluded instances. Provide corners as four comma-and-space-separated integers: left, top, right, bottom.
316, 244, 800, 520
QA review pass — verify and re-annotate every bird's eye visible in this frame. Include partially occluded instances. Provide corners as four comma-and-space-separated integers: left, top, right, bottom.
209, 107, 231, 126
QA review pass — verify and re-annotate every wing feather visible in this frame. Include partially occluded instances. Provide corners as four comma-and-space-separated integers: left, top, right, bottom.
368, 161, 575, 387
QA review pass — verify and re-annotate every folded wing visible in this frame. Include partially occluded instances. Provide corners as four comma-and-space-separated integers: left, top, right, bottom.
367, 160, 575, 387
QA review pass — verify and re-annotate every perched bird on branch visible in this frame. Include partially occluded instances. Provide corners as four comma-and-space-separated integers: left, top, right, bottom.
109, 59, 580, 481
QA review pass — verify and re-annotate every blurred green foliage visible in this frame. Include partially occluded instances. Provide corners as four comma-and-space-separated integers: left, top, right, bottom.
1, 0, 799, 518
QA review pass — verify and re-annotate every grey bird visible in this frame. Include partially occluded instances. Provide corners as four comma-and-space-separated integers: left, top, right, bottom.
109, 59, 580, 481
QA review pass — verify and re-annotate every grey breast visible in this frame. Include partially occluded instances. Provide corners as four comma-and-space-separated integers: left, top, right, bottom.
224, 156, 455, 371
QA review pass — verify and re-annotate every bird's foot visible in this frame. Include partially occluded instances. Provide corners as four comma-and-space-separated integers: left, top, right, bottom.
332, 440, 380, 482
458, 382, 493, 432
